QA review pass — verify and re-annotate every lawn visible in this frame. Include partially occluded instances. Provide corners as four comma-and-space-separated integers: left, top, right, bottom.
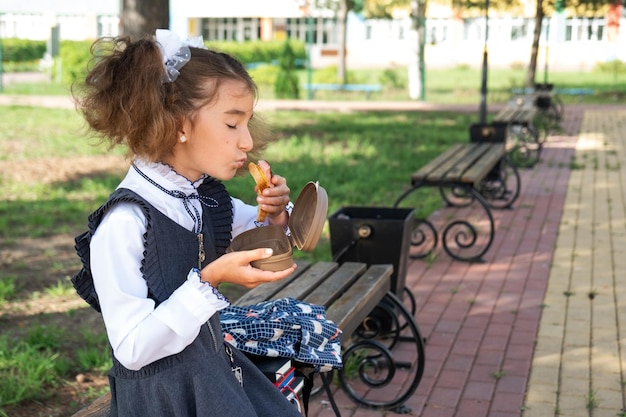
3, 66, 625, 104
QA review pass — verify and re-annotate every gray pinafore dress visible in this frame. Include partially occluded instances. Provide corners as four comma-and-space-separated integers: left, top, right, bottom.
72, 178, 303, 417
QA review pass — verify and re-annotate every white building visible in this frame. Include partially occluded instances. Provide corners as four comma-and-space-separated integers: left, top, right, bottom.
1, 0, 624, 70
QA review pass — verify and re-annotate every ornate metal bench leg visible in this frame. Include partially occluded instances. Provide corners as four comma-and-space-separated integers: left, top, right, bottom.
478, 156, 521, 210
508, 123, 541, 168
337, 291, 425, 411
440, 186, 495, 262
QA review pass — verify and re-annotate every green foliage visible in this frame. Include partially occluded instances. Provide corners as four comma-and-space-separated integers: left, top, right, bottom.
0, 38, 46, 63
25, 324, 64, 351
1, 60, 41, 72
379, 67, 407, 89
593, 59, 626, 74
0, 336, 59, 407
76, 327, 111, 373
249, 64, 280, 86
312, 64, 360, 84
0, 322, 111, 411
0, 276, 16, 307
509, 61, 526, 71
45, 277, 76, 297
58, 40, 92, 85
205, 40, 306, 65
274, 41, 301, 99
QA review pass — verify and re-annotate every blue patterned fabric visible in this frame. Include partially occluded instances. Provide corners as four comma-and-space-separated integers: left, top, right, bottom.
220, 298, 342, 372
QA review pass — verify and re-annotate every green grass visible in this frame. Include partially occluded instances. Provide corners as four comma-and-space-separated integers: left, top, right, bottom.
0, 104, 475, 257
3, 66, 625, 104
0, 335, 61, 407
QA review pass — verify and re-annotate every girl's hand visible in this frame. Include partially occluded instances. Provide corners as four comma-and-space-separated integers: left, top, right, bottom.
200, 249, 296, 288
256, 160, 290, 227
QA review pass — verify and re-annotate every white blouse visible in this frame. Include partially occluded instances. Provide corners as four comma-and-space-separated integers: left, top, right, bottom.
90, 158, 272, 370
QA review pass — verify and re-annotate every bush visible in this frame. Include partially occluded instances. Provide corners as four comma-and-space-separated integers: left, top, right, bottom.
379, 67, 406, 89
593, 59, 626, 74
249, 64, 280, 86
274, 41, 300, 99
312, 65, 360, 84
509, 61, 526, 71
1, 38, 47, 63
56, 40, 92, 85
205, 40, 306, 66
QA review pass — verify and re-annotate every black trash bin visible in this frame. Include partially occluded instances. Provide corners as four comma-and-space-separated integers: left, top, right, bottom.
328, 206, 415, 297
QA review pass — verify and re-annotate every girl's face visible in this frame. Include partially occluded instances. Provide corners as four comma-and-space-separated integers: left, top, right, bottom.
167, 80, 255, 182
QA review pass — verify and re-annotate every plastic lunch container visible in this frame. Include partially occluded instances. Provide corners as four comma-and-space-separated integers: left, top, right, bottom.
227, 181, 328, 271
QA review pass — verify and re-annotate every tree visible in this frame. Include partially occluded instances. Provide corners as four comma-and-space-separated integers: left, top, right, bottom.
320, 0, 404, 85
526, 0, 545, 86
526, 0, 618, 87
274, 41, 301, 99
120, 0, 170, 39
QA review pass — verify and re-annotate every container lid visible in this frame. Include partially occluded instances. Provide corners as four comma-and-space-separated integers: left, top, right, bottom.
289, 181, 328, 251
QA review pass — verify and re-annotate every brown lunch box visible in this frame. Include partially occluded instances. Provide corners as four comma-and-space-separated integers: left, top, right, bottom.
227, 181, 328, 271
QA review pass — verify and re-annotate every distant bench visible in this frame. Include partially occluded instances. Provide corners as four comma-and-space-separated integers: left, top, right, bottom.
302, 83, 382, 99
511, 86, 594, 99
493, 100, 542, 167
394, 141, 520, 262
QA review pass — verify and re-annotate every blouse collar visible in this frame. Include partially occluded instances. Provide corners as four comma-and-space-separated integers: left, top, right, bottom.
133, 158, 207, 195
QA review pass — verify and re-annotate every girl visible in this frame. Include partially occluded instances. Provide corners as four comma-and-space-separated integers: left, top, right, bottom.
72, 29, 303, 416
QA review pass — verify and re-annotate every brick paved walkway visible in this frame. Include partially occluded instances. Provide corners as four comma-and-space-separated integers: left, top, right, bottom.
307, 104, 626, 417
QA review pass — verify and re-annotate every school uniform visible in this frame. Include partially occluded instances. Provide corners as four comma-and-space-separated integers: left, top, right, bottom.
73, 159, 303, 416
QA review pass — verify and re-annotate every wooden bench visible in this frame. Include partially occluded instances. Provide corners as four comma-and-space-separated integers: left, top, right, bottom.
302, 83, 382, 99
71, 261, 425, 416
509, 84, 565, 135
394, 142, 520, 262
493, 101, 542, 167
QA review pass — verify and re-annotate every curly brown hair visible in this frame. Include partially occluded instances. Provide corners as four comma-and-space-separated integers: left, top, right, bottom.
73, 34, 273, 172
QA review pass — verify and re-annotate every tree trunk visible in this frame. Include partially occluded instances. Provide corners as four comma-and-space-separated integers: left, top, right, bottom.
408, 0, 426, 100
526, 0, 544, 87
120, 0, 170, 40
337, 0, 348, 85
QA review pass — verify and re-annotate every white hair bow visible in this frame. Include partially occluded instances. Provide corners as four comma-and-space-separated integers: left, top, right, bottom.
155, 29, 206, 83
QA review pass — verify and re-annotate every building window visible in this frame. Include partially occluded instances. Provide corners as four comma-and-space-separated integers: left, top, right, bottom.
201, 17, 260, 42
284, 16, 335, 45
565, 17, 605, 41
426, 20, 448, 44
463, 18, 485, 41
98, 16, 118, 37
510, 21, 528, 40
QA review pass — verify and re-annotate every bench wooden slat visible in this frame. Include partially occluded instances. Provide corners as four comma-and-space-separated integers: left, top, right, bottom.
411, 143, 466, 184
461, 144, 505, 183
324, 264, 393, 341
271, 261, 339, 301
302, 262, 367, 308
495, 107, 535, 123
232, 260, 311, 305
437, 143, 491, 183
